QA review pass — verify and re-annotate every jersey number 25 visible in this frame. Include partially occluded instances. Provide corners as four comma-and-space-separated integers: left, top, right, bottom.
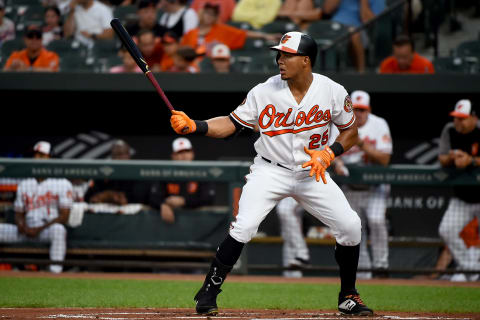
309, 130, 329, 149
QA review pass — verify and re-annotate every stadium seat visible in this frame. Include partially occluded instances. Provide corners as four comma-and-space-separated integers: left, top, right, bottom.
94, 55, 123, 73
59, 54, 94, 72
199, 57, 215, 73
456, 40, 480, 59
4, 5, 18, 23
113, 5, 138, 25
306, 20, 349, 46
10, 0, 39, 4
92, 39, 120, 59
260, 20, 299, 34
227, 21, 253, 31
433, 56, 478, 74
47, 39, 87, 57
248, 52, 278, 73
0, 38, 24, 67
18, 5, 44, 25
241, 37, 267, 51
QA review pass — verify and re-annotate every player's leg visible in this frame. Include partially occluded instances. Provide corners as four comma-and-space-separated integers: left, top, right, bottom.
38, 223, 67, 273
439, 199, 480, 273
276, 197, 309, 277
295, 172, 372, 316
344, 188, 372, 279
366, 185, 389, 274
0, 223, 24, 243
438, 198, 477, 271
195, 157, 292, 315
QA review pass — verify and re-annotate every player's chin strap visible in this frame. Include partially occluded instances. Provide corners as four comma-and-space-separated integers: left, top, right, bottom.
329, 142, 345, 157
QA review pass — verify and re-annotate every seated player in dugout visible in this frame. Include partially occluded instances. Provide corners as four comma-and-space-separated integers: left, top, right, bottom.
149, 137, 215, 223
171, 31, 374, 316
0, 141, 73, 273
84, 140, 151, 205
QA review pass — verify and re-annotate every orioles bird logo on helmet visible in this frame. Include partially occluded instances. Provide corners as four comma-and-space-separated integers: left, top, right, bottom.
280, 35, 291, 44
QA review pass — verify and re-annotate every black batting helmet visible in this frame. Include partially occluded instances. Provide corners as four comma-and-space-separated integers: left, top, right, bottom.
270, 31, 318, 67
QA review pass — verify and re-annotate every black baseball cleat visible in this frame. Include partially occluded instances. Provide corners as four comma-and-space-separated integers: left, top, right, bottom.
194, 283, 221, 316
288, 257, 311, 270
338, 291, 374, 316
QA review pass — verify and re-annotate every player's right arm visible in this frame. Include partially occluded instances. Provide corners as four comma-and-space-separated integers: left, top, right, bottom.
170, 112, 237, 138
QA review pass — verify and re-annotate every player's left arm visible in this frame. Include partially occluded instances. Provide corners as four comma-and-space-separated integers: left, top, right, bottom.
334, 121, 359, 154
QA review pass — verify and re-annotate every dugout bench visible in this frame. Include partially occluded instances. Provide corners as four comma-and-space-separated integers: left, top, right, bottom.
0, 159, 479, 275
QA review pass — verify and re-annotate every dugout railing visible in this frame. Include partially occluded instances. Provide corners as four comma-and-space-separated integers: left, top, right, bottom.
0, 158, 479, 276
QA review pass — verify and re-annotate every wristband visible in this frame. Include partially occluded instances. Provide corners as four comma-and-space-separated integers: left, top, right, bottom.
194, 120, 208, 135
329, 142, 344, 157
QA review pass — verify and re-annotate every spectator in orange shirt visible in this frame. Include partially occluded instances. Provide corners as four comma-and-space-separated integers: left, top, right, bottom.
168, 45, 200, 73
137, 29, 163, 71
3, 26, 59, 72
379, 34, 434, 74
181, 3, 280, 54
160, 31, 180, 71
190, 0, 236, 24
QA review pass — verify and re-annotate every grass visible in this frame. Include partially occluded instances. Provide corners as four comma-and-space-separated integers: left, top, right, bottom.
0, 277, 479, 313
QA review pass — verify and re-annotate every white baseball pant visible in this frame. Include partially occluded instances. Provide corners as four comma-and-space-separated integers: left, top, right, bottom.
343, 184, 389, 270
230, 156, 361, 246
0, 223, 67, 273
276, 197, 310, 268
438, 198, 480, 271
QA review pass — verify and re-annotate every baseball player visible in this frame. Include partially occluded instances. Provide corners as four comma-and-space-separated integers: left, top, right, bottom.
170, 31, 373, 316
0, 141, 73, 273
333, 90, 392, 279
438, 99, 480, 279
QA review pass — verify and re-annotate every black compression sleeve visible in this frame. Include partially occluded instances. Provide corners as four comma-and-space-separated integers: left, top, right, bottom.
228, 115, 245, 131
193, 120, 208, 135
330, 142, 345, 157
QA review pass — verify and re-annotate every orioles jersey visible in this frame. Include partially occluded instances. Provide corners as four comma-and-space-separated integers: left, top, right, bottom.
230, 73, 355, 170
14, 178, 73, 228
340, 113, 392, 165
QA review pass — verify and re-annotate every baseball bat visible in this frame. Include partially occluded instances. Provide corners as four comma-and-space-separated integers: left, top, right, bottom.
110, 18, 174, 112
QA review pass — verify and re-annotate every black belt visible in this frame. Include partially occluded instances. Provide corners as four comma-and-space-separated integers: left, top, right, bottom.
261, 157, 292, 170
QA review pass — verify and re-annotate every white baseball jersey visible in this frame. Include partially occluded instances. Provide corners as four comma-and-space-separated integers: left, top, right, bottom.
231, 73, 355, 170
14, 178, 73, 228
340, 113, 392, 165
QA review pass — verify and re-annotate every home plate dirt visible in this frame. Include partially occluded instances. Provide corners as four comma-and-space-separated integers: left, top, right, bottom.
0, 308, 478, 320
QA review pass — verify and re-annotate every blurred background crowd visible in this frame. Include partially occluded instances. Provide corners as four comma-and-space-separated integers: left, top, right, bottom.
1, 0, 479, 73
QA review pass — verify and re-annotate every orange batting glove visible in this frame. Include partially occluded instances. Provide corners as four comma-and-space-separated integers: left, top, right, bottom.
170, 110, 196, 135
302, 146, 335, 184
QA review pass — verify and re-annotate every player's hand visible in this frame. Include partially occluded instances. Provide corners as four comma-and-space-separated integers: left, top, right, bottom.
170, 110, 196, 135
24, 226, 43, 238
302, 146, 335, 184
160, 203, 175, 224
164, 195, 185, 208
453, 150, 472, 169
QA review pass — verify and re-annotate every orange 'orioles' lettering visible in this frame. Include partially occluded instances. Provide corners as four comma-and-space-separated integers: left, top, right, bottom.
260, 104, 331, 137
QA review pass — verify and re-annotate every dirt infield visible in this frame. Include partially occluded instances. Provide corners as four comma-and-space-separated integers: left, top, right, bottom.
0, 308, 478, 320
1, 271, 479, 319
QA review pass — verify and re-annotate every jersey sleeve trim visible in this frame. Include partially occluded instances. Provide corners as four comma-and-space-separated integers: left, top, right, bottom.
230, 112, 255, 129
335, 115, 356, 129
